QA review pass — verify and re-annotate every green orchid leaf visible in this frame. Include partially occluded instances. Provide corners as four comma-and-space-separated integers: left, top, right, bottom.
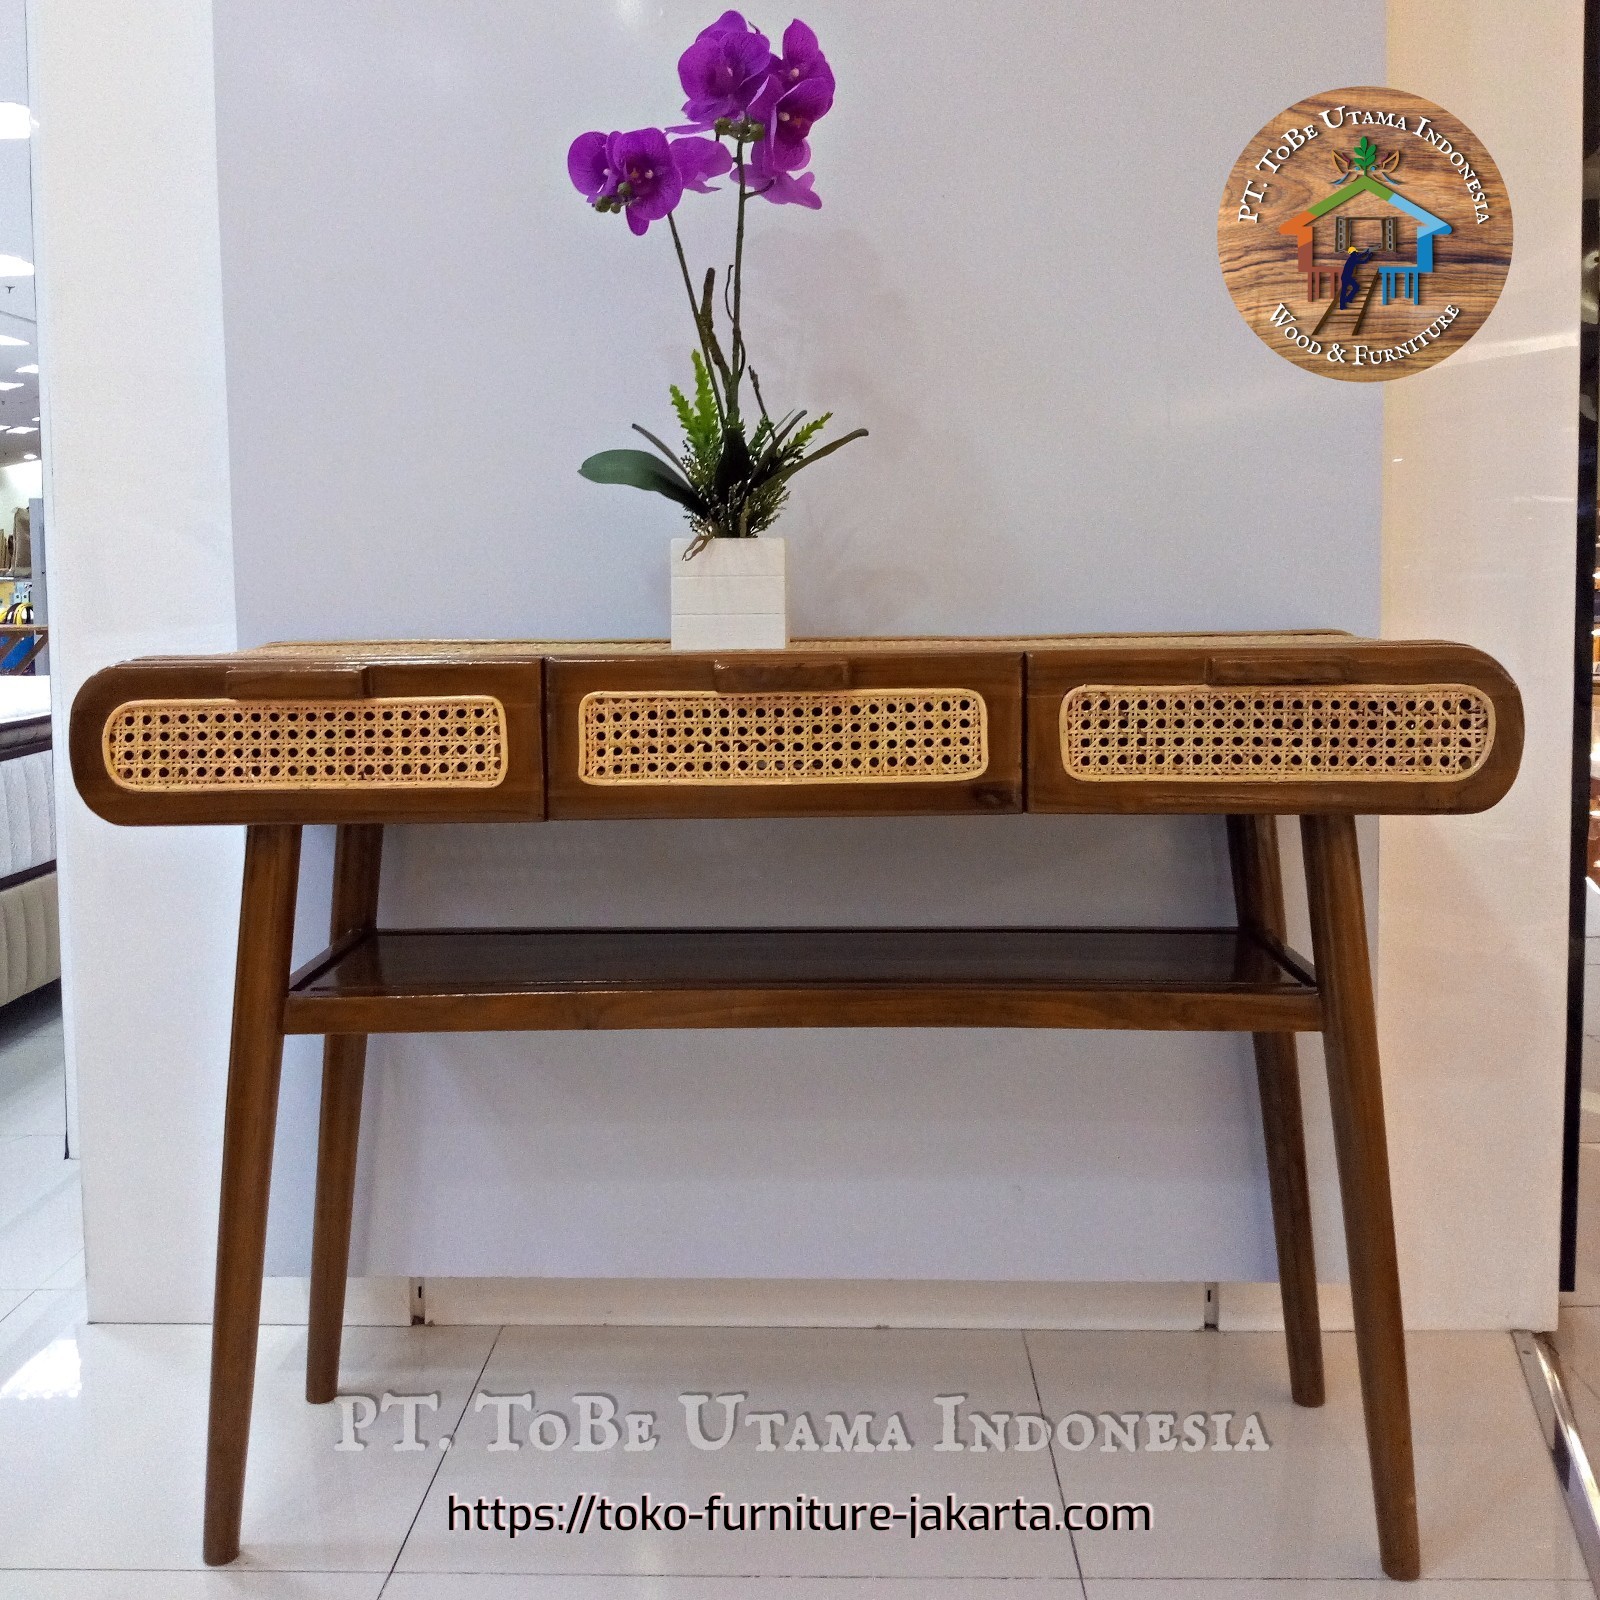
750, 411, 810, 480
579, 449, 708, 514
771, 410, 809, 447
713, 424, 753, 497
758, 427, 869, 490
631, 423, 689, 475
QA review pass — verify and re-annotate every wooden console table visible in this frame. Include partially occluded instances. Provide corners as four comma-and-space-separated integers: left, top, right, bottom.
70, 631, 1523, 1580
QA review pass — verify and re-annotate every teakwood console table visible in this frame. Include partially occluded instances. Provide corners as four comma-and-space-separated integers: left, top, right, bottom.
70, 631, 1523, 1580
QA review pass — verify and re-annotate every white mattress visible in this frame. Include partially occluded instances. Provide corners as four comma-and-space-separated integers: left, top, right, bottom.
0, 870, 57, 1003
0, 674, 49, 724
0, 749, 54, 876
0, 676, 58, 1002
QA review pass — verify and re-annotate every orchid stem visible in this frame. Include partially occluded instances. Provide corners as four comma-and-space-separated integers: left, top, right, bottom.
730, 138, 750, 422
667, 212, 724, 425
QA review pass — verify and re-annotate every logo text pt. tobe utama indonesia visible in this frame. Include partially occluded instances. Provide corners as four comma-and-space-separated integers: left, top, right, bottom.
1217, 87, 1512, 381
331, 1389, 1271, 1454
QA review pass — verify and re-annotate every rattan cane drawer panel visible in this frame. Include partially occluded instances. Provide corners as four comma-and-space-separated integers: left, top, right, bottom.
104, 696, 509, 792
578, 688, 989, 786
545, 652, 1024, 817
72, 659, 545, 825
1060, 684, 1494, 783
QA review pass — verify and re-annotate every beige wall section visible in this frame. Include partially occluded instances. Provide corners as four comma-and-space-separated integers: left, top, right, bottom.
1382, 1, 1581, 1328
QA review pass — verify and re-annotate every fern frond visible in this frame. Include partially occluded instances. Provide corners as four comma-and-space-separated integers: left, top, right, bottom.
783, 412, 832, 459
690, 351, 719, 445
669, 384, 696, 441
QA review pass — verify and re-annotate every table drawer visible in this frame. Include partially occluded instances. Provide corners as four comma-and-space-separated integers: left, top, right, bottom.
1026, 640, 1522, 813
72, 658, 545, 825
545, 652, 1024, 818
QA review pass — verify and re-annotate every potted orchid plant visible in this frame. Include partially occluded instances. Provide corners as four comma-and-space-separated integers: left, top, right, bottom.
568, 11, 865, 649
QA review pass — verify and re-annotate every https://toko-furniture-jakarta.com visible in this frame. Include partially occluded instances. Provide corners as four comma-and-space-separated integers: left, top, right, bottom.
70, 630, 1523, 1580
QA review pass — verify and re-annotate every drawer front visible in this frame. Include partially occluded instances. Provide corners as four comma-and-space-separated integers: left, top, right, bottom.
103, 695, 509, 792
1028, 642, 1521, 813
73, 659, 545, 825
547, 653, 1023, 817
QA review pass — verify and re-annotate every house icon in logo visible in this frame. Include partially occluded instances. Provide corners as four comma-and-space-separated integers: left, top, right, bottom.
1220, 89, 1511, 380
1279, 172, 1451, 327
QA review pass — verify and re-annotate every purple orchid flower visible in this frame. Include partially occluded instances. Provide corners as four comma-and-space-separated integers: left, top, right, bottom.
610, 128, 684, 234
757, 165, 820, 208
766, 18, 833, 97
670, 134, 734, 194
569, 128, 684, 235
748, 134, 820, 206
572, 15, 865, 538
676, 10, 772, 129
750, 71, 833, 172
567, 129, 620, 204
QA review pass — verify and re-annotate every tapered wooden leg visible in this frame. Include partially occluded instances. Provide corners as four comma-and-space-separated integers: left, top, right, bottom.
1226, 815, 1325, 1408
1301, 813, 1420, 1582
204, 823, 303, 1567
307, 824, 384, 1405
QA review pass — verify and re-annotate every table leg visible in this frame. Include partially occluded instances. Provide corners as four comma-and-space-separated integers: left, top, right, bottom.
1226, 815, 1324, 1408
1301, 813, 1420, 1581
307, 824, 384, 1405
204, 823, 303, 1566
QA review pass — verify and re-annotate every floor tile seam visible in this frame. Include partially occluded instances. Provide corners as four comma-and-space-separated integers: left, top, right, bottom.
0, 1193, 80, 1239
1020, 1325, 1088, 1600
0, 1238, 84, 1295
1553, 1339, 1600, 1419
379, 1324, 508, 1597
0, 1564, 396, 1575
0, 1285, 39, 1330
383, 1567, 1123, 1583
0, 1167, 81, 1226
0, 1203, 81, 1241
38, 1251, 84, 1291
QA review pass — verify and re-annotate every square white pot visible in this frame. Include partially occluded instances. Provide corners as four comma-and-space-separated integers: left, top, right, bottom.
670, 535, 788, 651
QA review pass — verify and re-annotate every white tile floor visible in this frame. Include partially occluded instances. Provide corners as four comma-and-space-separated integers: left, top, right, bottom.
0, 984, 1591, 1597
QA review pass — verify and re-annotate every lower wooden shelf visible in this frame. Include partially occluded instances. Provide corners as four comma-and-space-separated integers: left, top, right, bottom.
282, 926, 1320, 1035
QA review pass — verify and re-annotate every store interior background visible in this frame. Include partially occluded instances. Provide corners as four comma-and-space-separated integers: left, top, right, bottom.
12, 0, 1576, 1339
0, 0, 38, 564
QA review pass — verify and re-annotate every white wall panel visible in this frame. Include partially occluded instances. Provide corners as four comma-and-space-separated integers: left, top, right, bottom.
36, 0, 1574, 1326
1381, 0, 1581, 1329
30, 0, 240, 1319
207, 0, 1387, 1286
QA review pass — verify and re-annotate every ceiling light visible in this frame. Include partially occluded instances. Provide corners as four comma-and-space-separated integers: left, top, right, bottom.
0, 384, 18, 392
20, 453, 34, 461
0, 335, 25, 348
15, 364, 35, 375
0, 257, 31, 279
0, 104, 30, 141
7, 427, 35, 435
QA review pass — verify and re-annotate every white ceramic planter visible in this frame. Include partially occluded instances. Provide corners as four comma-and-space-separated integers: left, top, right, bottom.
670, 535, 788, 651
